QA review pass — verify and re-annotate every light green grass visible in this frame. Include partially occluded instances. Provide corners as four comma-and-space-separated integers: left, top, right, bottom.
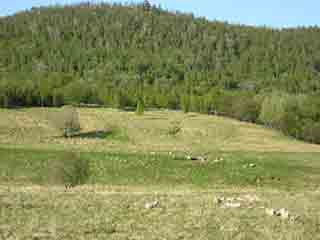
1, 147, 319, 191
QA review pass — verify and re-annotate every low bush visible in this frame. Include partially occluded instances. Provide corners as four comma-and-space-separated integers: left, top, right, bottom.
49, 152, 90, 187
167, 120, 182, 136
0, 148, 90, 187
232, 94, 260, 122
300, 120, 320, 144
103, 123, 130, 142
258, 92, 290, 129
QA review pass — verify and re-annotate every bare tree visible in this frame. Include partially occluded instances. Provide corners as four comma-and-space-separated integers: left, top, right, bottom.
53, 105, 81, 138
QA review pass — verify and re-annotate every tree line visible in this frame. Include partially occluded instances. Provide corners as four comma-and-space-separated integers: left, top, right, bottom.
1, 2, 320, 143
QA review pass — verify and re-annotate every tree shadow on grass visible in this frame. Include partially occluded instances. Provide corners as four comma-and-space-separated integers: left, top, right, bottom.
70, 130, 112, 139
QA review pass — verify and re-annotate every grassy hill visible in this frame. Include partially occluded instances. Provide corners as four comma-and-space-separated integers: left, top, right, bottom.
1, 107, 320, 189
1, 108, 320, 239
1, 107, 320, 153
1, 2, 320, 237
1, 2, 320, 143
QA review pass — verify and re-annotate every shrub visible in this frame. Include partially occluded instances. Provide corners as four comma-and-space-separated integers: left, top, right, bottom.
167, 120, 182, 136
49, 152, 90, 187
0, 93, 8, 108
53, 105, 81, 137
209, 90, 260, 122
258, 92, 289, 128
103, 123, 130, 142
232, 94, 260, 122
258, 92, 308, 138
300, 120, 320, 144
210, 90, 234, 116
61, 153, 90, 187
300, 94, 320, 121
278, 97, 303, 137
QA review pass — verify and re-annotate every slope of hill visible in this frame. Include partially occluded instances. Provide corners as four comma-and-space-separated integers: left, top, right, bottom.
1, 2, 320, 143
1, 108, 320, 153
1, 107, 320, 191
1, 108, 320, 239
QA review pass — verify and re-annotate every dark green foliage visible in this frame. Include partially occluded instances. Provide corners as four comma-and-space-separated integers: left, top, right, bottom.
278, 98, 303, 137
259, 92, 292, 129
1, 3, 320, 143
300, 120, 320, 144
232, 94, 260, 123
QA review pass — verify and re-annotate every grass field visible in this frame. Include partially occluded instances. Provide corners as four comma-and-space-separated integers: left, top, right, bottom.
1, 107, 320, 153
0, 108, 320, 239
1, 186, 320, 240
1, 147, 320, 190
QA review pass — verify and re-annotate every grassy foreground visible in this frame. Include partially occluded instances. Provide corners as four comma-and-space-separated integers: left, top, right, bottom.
1, 108, 320, 239
1, 186, 320, 240
1, 147, 320, 239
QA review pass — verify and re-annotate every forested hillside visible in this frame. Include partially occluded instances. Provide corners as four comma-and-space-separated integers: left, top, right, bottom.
1, 2, 320, 143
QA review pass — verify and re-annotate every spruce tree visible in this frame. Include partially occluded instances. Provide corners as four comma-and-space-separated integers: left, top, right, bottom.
136, 98, 145, 115
181, 94, 190, 113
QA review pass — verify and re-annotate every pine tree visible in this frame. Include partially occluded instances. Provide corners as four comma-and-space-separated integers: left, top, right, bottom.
136, 98, 145, 115
181, 94, 190, 113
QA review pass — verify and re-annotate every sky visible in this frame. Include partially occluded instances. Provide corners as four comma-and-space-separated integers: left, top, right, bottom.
0, 0, 319, 28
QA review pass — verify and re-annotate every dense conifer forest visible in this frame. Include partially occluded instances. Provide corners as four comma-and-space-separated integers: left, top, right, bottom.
1, 1, 320, 142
